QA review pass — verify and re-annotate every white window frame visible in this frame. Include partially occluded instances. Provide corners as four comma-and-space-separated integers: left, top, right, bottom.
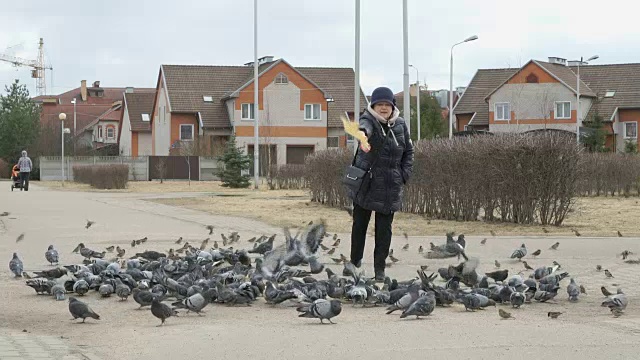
97, 126, 103, 139
106, 126, 115, 139
180, 124, 194, 141
494, 102, 510, 121
141, 113, 150, 122
605, 90, 616, 98
624, 122, 637, 139
554, 101, 571, 119
241, 103, 255, 120
304, 103, 321, 120
203, 95, 213, 102
274, 73, 288, 84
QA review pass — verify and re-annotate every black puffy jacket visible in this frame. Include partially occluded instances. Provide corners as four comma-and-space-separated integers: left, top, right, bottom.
350, 109, 414, 215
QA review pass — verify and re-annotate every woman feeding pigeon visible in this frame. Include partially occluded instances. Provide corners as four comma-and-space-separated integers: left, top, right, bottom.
345, 86, 414, 281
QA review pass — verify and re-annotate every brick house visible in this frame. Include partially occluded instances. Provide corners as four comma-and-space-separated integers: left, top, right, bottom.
147, 56, 366, 171
119, 89, 155, 156
77, 101, 122, 151
453, 58, 640, 151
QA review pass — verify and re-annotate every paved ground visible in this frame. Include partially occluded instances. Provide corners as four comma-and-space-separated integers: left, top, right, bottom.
2, 182, 640, 359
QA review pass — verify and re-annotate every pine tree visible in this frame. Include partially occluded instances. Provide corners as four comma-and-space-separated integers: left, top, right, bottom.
217, 135, 251, 188
0, 80, 41, 163
581, 98, 607, 152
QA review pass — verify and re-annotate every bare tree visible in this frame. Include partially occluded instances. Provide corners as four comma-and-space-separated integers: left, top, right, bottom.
155, 158, 167, 184
536, 89, 553, 130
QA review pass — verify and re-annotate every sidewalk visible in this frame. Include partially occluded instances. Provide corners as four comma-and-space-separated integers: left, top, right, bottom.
0, 329, 101, 360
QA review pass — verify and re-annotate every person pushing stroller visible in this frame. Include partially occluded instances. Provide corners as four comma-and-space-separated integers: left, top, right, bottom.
16, 150, 32, 191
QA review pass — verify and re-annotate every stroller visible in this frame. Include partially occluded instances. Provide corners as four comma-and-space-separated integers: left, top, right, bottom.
10, 165, 22, 191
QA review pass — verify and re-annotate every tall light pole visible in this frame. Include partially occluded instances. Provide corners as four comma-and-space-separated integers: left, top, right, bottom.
409, 64, 420, 140
449, 35, 478, 139
59, 112, 66, 185
72, 98, 77, 156
354, 0, 360, 154
574, 55, 599, 145
402, 0, 410, 134
253, 0, 259, 189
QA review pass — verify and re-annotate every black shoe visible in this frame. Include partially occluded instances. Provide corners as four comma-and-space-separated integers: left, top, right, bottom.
374, 269, 385, 282
342, 260, 361, 276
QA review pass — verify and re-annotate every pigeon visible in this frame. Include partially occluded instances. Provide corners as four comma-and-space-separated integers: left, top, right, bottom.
264, 281, 297, 305
15, 233, 25, 243
172, 293, 209, 315
604, 269, 614, 278
99, 283, 114, 297
73, 280, 89, 296
509, 291, 525, 308
386, 284, 421, 314
547, 311, 563, 319
510, 244, 527, 261
531, 249, 541, 258
9, 253, 23, 277
485, 270, 508, 282
549, 242, 560, 250
498, 308, 514, 320
296, 299, 342, 324
33, 268, 68, 279
400, 292, 436, 319
85, 220, 95, 229
567, 278, 580, 302
133, 288, 157, 308
456, 293, 482, 311
51, 284, 66, 301
205, 225, 215, 235
45, 245, 59, 265
68, 297, 100, 323
115, 279, 131, 301
77, 243, 105, 259
150, 298, 179, 326
601, 289, 628, 312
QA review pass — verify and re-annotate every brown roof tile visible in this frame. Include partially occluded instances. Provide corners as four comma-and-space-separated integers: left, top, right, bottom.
534, 60, 595, 97
453, 68, 517, 125
124, 92, 156, 132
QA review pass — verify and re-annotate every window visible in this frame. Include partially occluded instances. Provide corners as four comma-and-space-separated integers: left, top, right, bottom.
274, 73, 288, 84
98, 126, 103, 139
241, 103, 255, 120
106, 126, 115, 139
203, 95, 213, 102
180, 124, 194, 141
494, 103, 510, 121
624, 122, 637, 139
526, 73, 539, 83
555, 101, 571, 119
327, 136, 339, 148
464, 125, 469, 131
141, 113, 150, 122
304, 104, 321, 120
605, 90, 616, 98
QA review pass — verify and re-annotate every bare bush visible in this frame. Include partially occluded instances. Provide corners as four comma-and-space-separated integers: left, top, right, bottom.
267, 164, 307, 190
579, 153, 640, 196
72, 164, 129, 189
305, 148, 352, 207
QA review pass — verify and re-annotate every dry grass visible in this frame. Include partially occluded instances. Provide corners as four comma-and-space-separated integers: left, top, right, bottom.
37, 180, 640, 237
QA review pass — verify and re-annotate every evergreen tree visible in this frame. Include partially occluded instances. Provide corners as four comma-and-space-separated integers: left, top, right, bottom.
581, 98, 607, 152
403, 91, 447, 141
624, 139, 638, 154
217, 135, 251, 188
0, 80, 40, 163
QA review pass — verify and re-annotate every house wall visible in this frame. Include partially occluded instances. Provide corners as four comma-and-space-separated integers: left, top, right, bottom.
138, 132, 153, 156
327, 127, 346, 148
617, 109, 640, 151
152, 78, 171, 155
92, 120, 119, 144
120, 104, 132, 155
170, 113, 199, 147
131, 132, 139, 156
235, 136, 323, 166
456, 114, 473, 131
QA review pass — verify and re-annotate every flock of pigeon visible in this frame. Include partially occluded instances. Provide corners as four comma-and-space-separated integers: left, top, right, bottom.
6, 219, 632, 326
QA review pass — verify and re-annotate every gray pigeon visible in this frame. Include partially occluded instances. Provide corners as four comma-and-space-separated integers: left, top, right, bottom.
150, 298, 179, 326
457, 293, 482, 311
386, 284, 421, 314
51, 284, 66, 301
307, 256, 324, 274
296, 299, 342, 324
400, 292, 436, 319
510, 291, 525, 308
510, 244, 527, 261
264, 281, 297, 305
115, 279, 131, 301
534, 286, 560, 302
45, 245, 59, 265
68, 297, 100, 323
98, 283, 114, 297
567, 278, 580, 302
171, 293, 209, 315
133, 288, 157, 308
9, 253, 23, 277
601, 289, 628, 311
73, 279, 89, 296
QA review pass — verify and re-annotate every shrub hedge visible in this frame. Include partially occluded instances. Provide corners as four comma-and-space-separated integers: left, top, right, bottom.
72, 164, 129, 189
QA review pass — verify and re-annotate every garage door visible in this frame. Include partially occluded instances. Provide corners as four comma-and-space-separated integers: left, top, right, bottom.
286, 145, 314, 165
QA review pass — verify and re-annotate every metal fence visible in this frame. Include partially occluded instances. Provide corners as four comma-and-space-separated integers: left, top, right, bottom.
39, 156, 220, 181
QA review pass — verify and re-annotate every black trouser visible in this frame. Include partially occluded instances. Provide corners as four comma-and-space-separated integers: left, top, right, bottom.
20, 172, 30, 191
350, 203, 395, 272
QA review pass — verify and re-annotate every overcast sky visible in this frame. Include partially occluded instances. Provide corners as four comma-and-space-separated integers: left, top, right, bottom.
1, 0, 638, 99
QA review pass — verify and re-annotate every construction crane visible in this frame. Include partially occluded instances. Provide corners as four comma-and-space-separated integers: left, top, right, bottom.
0, 38, 52, 96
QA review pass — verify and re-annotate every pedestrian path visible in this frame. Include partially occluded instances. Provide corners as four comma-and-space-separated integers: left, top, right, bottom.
0, 331, 102, 360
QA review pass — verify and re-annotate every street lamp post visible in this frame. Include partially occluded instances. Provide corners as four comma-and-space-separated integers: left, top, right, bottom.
59, 112, 66, 185
354, 0, 360, 155
253, 0, 259, 189
574, 55, 599, 145
402, 0, 410, 134
409, 64, 420, 140
449, 35, 478, 139
72, 98, 77, 156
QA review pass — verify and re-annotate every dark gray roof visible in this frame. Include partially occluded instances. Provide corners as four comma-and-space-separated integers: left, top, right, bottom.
161, 62, 366, 129
570, 63, 640, 121
535, 60, 595, 97
453, 68, 517, 126
124, 92, 156, 132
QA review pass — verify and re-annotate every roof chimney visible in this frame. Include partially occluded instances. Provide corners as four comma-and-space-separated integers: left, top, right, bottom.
93, 80, 101, 88
125, 87, 134, 93
547, 57, 567, 66
80, 80, 87, 101
258, 56, 275, 64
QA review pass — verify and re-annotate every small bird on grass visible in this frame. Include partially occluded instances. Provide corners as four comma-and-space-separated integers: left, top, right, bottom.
85, 220, 95, 229
498, 309, 514, 320
542, 227, 550, 234
571, 229, 581, 237
547, 311, 563, 319
605, 269, 614, 278
549, 242, 560, 250
531, 249, 541, 258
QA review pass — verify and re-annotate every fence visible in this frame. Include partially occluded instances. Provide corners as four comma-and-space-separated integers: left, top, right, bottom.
39, 156, 221, 181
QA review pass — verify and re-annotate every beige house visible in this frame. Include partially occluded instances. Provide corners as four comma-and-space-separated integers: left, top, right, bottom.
149, 57, 367, 172
77, 101, 122, 152
119, 89, 155, 157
